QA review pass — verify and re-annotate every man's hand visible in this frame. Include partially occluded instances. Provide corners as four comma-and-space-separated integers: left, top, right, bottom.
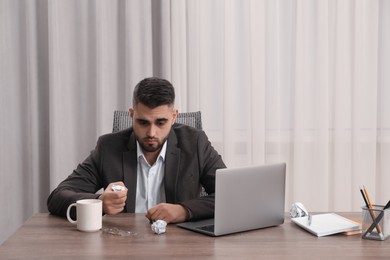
98, 182, 127, 215
146, 203, 189, 224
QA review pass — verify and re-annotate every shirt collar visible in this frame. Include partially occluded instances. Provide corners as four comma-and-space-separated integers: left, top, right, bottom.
136, 140, 168, 163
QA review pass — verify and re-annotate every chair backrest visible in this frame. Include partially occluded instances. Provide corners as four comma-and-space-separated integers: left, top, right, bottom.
112, 110, 203, 133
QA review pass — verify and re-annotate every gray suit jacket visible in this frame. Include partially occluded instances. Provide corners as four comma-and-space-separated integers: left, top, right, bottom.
47, 124, 226, 220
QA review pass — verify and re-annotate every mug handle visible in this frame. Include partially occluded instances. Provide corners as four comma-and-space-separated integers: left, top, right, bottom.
66, 203, 77, 224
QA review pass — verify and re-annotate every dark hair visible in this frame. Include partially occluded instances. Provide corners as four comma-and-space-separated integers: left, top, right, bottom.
132, 77, 175, 108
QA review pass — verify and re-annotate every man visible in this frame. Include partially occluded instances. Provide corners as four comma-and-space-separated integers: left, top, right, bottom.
47, 77, 226, 223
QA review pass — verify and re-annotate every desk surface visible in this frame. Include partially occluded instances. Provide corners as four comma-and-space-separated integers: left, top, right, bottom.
0, 213, 389, 259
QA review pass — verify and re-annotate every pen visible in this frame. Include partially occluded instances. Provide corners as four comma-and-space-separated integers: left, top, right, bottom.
359, 186, 370, 209
362, 186, 382, 234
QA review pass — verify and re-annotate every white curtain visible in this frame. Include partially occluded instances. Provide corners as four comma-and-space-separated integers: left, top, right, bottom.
1, 0, 389, 244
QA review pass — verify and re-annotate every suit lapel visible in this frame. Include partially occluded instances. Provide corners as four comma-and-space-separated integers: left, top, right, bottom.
164, 130, 180, 203
123, 132, 138, 212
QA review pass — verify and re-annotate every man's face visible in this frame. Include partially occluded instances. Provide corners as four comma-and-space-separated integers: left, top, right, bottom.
130, 103, 178, 154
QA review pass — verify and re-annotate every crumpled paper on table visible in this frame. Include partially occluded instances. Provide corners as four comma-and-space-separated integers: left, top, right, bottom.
151, 220, 167, 235
290, 202, 309, 218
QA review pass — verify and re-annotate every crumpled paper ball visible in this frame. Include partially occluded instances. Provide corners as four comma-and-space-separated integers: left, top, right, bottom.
290, 202, 309, 218
151, 220, 167, 235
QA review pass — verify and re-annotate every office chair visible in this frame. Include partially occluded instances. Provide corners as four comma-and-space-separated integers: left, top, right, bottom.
112, 110, 207, 196
112, 110, 203, 133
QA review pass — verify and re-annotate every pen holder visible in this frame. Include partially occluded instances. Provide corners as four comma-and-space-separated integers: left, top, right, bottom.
361, 205, 390, 241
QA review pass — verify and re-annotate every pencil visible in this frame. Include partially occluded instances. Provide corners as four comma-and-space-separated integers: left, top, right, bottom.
360, 186, 378, 233
363, 186, 382, 234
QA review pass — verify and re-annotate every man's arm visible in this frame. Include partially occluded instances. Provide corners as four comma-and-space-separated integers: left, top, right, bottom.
145, 203, 189, 223
47, 158, 131, 218
179, 130, 226, 220
47, 144, 104, 217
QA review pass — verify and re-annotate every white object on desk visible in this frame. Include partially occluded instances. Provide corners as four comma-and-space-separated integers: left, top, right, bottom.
66, 199, 102, 232
291, 213, 360, 237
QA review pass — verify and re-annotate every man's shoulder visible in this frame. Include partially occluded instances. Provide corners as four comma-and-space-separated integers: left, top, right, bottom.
171, 124, 208, 146
172, 123, 203, 135
98, 128, 133, 144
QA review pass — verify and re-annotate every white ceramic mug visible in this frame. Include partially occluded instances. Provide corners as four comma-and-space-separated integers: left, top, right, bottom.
66, 199, 102, 232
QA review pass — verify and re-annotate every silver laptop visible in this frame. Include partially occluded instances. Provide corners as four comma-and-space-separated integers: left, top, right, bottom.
177, 162, 286, 236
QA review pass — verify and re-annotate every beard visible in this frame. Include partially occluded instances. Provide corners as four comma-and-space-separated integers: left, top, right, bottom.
137, 135, 168, 153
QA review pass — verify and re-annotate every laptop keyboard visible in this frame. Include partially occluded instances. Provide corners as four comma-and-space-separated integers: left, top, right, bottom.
196, 224, 215, 233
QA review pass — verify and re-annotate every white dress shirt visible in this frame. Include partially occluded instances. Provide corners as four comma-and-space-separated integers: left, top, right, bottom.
135, 141, 167, 213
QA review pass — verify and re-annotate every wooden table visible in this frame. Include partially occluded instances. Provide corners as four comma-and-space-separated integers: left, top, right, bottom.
0, 213, 389, 259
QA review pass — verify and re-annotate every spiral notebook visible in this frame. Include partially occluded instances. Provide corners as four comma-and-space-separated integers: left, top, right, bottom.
291, 213, 360, 237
